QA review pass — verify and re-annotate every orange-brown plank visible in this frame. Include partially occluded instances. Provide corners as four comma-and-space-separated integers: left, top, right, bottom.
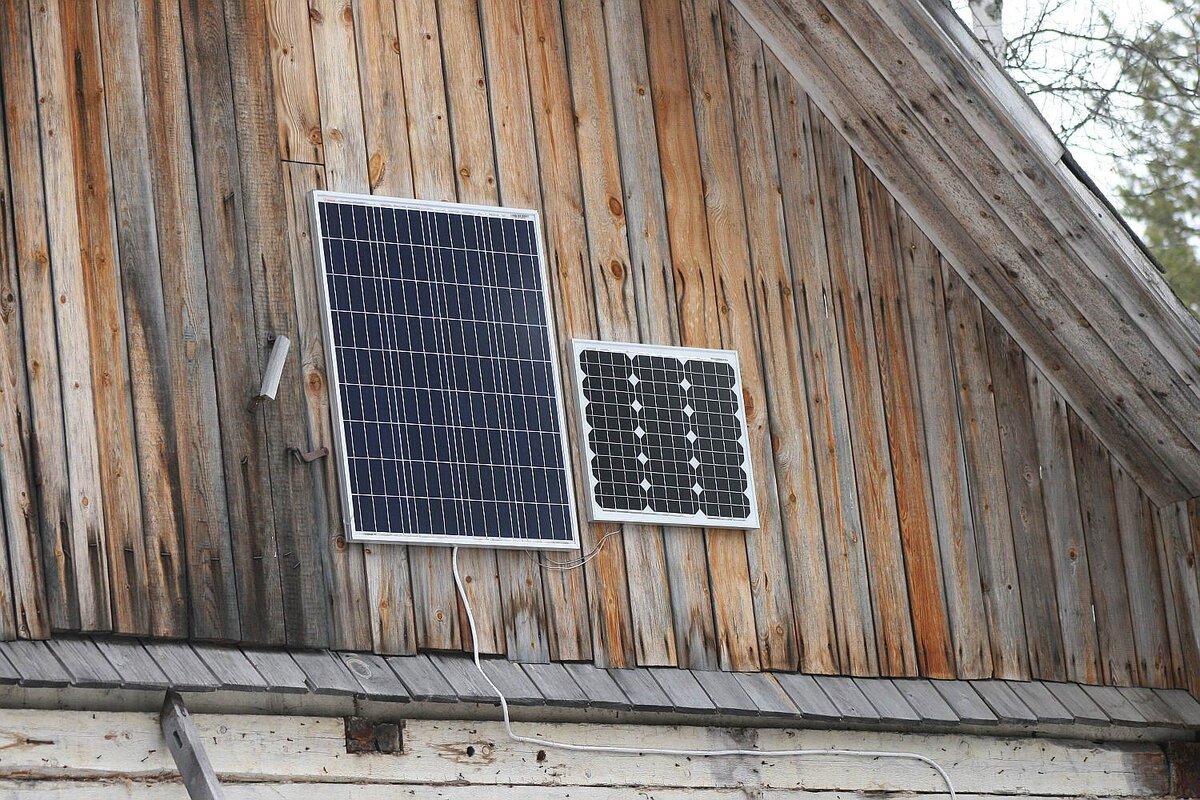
266, 0, 324, 163
855, 162, 953, 678
27, 0, 112, 632
354, 0, 413, 195
941, 265, 1028, 678
811, 111, 916, 676
894, 209, 991, 678
771, 71, 874, 676
681, 0, 796, 671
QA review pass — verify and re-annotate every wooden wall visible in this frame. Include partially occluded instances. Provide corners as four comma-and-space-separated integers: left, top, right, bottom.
0, 0, 1197, 691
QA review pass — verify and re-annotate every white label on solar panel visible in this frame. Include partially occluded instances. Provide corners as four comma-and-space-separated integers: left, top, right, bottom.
571, 339, 759, 529
310, 191, 580, 550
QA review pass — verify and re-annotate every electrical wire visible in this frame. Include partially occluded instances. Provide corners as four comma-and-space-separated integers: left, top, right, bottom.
528, 529, 620, 571
450, 546, 956, 798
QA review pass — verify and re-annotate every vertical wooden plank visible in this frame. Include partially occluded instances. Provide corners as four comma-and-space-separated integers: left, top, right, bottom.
895, 208, 991, 678
941, 264, 1028, 678
62, 0, 152, 637
559, 0, 648, 668
1158, 501, 1200, 694
0, 12, 48, 639
769, 66, 872, 675
680, 0, 795, 671
982, 309, 1065, 682
266, 0, 324, 163
27, 0, 112, 632
638, 0, 725, 672
138, 0, 242, 641
1112, 465, 1171, 687
726, 6, 836, 675
437, 0, 505, 657
389, 0, 461, 654
728, 9, 836, 673
1153, 498, 1187, 688
0, 1, 64, 636
228, 0, 337, 648
309, 0, 415, 654
597, 0, 685, 667
97, 0, 193, 638
353, 0, 413, 195
810, 110, 916, 676
1026, 364, 1100, 684
1069, 412, 1138, 685
179, 0, 286, 644
477, 0, 551, 662
855, 162, 953, 678
284, 162, 379, 652
519, 0, 597, 663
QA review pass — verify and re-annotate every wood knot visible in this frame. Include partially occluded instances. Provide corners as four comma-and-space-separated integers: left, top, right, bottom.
328, 128, 344, 142
308, 127, 323, 145
607, 196, 623, 218
459, 166, 472, 178
341, 4, 353, 23
608, 260, 624, 278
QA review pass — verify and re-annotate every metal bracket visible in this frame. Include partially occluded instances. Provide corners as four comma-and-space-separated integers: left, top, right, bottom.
161, 691, 226, 799
289, 446, 329, 464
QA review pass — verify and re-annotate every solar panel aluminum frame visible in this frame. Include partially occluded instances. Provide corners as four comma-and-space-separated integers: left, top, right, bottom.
309, 190, 581, 551
570, 339, 760, 530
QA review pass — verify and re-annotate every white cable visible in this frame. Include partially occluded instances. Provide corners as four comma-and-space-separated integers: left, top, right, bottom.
530, 529, 620, 570
451, 546, 956, 799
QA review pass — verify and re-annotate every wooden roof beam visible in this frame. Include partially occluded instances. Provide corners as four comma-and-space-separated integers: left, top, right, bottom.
730, 0, 1200, 503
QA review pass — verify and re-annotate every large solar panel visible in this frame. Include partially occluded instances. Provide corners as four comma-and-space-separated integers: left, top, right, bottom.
310, 191, 579, 550
571, 340, 759, 529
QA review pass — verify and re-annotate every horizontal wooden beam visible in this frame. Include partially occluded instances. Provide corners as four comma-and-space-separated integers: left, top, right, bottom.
731, 0, 1200, 503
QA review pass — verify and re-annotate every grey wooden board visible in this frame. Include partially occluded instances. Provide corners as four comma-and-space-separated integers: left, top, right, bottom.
692, 669, 759, 715
1155, 688, 1200, 727
429, 652, 500, 704
890, 679, 959, 724
93, 639, 170, 689
142, 641, 220, 692
1082, 683, 1148, 726
161, 693, 226, 800
852, 678, 921, 723
813, 676, 880, 722
970, 681, 1038, 724
608, 667, 672, 712
387, 655, 457, 702
562, 662, 632, 710
481, 659, 544, 705
46, 638, 122, 688
931, 680, 998, 724
1042, 681, 1109, 725
522, 662, 589, 708
290, 649, 361, 696
1118, 686, 1188, 728
241, 648, 308, 693
1006, 681, 1073, 724
338, 652, 410, 702
0, 647, 21, 684
733, 673, 800, 717
192, 644, 269, 692
649, 668, 717, 713
774, 673, 841, 721
0, 640, 70, 687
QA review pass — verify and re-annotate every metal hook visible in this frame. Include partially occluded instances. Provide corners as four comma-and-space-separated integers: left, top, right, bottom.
288, 446, 329, 464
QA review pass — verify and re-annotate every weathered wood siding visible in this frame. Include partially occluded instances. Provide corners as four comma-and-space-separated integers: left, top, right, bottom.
0, 0, 1196, 691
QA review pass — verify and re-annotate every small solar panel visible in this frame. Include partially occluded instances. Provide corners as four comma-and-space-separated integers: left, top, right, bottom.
310, 191, 579, 550
571, 340, 758, 529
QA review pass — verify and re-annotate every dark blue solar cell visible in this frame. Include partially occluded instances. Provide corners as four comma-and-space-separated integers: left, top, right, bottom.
317, 198, 574, 547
